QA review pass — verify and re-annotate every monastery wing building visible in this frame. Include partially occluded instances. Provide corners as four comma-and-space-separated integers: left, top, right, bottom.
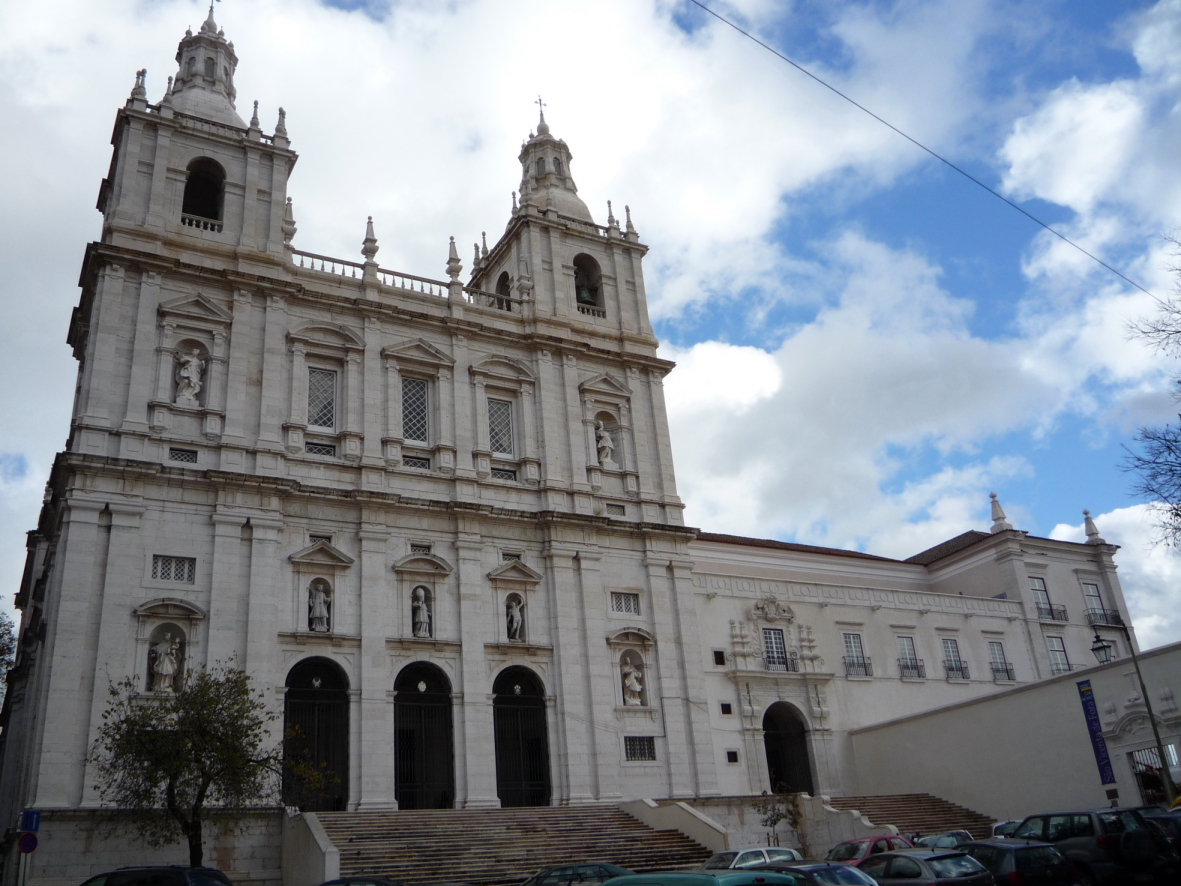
0, 9, 1136, 833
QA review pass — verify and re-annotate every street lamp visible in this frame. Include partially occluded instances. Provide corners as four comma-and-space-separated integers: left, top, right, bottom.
1091, 629, 1177, 806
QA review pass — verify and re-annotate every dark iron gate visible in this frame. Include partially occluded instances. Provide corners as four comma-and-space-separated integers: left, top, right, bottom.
284, 657, 349, 811
763, 702, 814, 795
1130, 746, 1167, 806
394, 662, 455, 809
493, 666, 551, 807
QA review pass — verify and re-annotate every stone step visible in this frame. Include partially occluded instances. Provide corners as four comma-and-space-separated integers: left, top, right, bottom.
825, 793, 996, 839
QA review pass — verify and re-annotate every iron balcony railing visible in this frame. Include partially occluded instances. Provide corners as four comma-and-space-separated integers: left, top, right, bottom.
990, 662, 1016, 681
1050, 661, 1073, 675
1036, 603, 1068, 621
765, 654, 800, 673
899, 658, 926, 679
944, 660, 970, 680
1086, 608, 1124, 627
843, 656, 873, 677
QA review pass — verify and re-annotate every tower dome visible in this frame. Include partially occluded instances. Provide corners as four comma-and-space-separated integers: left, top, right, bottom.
168, 7, 245, 127
517, 107, 594, 224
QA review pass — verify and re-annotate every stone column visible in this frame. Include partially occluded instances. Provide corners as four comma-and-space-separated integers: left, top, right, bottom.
120, 270, 162, 435
153, 321, 176, 408
244, 516, 285, 685
574, 550, 621, 800
207, 512, 248, 664
644, 554, 694, 799
222, 289, 254, 447
256, 294, 288, 453
357, 524, 396, 809
144, 124, 172, 229
362, 317, 384, 465
454, 533, 499, 807
667, 556, 720, 797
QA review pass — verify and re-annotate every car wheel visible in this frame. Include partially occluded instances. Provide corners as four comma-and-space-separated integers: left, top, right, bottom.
1075, 865, 1097, 886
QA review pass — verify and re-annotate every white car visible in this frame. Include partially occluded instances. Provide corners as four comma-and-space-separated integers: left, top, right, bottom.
701, 847, 805, 870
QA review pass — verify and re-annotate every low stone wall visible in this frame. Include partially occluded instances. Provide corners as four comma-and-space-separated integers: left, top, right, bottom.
683, 795, 896, 859
12, 808, 282, 886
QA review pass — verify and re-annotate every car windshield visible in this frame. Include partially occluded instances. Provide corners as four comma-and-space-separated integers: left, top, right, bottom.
928, 856, 986, 878
826, 842, 865, 861
1016, 847, 1065, 872
703, 854, 738, 870
994, 822, 1019, 837
811, 868, 878, 885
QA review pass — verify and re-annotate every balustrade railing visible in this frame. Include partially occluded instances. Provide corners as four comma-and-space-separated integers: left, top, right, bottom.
765, 654, 800, 673
944, 660, 970, 680
843, 656, 873, 677
1036, 603, 1068, 621
899, 658, 926, 679
577, 304, 607, 318
293, 250, 365, 278
1085, 608, 1124, 627
181, 214, 223, 233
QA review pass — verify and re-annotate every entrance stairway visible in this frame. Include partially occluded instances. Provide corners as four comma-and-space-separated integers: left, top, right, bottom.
824, 793, 995, 839
316, 806, 713, 885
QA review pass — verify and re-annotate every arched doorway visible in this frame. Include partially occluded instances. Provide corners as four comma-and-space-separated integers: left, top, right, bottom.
493, 666, 551, 807
763, 702, 814, 795
394, 662, 455, 809
284, 657, 349, 811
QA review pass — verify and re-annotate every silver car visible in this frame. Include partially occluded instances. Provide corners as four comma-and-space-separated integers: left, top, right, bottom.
702, 848, 805, 870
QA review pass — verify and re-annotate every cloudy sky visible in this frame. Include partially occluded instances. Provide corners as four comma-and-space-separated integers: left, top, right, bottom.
2, 0, 1181, 648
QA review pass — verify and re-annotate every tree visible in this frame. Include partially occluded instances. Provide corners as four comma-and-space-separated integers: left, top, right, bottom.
88, 665, 280, 868
1127, 235, 1181, 546
0, 610, 16, 709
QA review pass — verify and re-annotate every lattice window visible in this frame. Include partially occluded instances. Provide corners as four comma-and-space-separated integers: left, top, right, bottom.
843, 633, 865, 660
152, 555, 196, 583
1047, 636, 1071, 674
502, 552, 521, 561
490, 468, 517, 481
624, 736, 656, 762
410, 543, 432, 554
763, 628, 789, 671
612, 592, 640, 615
308, 368, 337, 429
168, 448, 198, 463
942, 638, 962, 665
305, 442, 336, 457
403, 455, 430, 469
1029, 576, 1050, 607
309, 534, 332, 545
605, 503, 626, 516
988, 641, 1007, 667
402, 377, 429, 444
488, 399, 514, 455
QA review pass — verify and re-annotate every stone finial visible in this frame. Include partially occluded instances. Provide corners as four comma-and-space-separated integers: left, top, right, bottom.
282, 197, 297, 248
473, 242, 481, 268
1084, 509, 1106, 545
361, 216, 379, 263
160, 76, 175, 112
511, 191, 518, 213
131, 68, 148, 101
625, 205, 636, 235
446, 236, 462, 282
989, 492, 1013, 533
249, 100, 260, 130
275, 107, 288, 138
607, 200, 617, 228
481, 231, 489, 259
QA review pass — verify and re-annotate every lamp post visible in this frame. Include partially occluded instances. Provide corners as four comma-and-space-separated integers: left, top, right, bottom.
1091, 629, 1177, 806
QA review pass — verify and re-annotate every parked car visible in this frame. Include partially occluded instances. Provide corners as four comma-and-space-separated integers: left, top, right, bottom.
523, 866, 633, 886
602, 872, 813, 886
703, 848, 805, 869
80, 869, 232, 886
1010, 807, 1177, 885
855, 850, 994, 886
318, 879, 404, 886
825, 836, 914, 864
751, 862, 880, 885
915, 831, 974, 849
992, 821, 1022, 839
962, 839, 1080, 886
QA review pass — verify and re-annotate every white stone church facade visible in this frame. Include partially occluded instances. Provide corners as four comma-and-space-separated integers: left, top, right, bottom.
0, 8, 1140, 852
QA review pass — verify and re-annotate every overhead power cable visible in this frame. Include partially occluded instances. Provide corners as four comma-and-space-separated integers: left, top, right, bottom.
686, 0, 1156, 300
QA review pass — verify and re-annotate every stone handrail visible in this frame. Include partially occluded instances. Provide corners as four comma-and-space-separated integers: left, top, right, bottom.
282, 811, 339, 886
620, 798, 729, 852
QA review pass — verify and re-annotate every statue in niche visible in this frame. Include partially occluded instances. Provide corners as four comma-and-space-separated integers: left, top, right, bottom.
595, 420, 617, 468
308, 580, 331, 633
150, 632, 182, 692
506, 596, 524, 641
412, 586, 432, 638
621, 657, 644, 706
175, 348, 206, 406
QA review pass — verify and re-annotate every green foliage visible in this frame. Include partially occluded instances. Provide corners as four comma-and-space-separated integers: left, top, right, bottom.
0, 610, 16, 709
753, 789, 811, 858
88, 665, 279, 868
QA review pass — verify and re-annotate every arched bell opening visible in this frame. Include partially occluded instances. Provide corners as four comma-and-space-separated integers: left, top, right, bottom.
492, 666, 551, 807
762, 701, 814, 795
572, 254, 602, 309
181, 157, 225, 222
393, 661, 455, 809
283, 657, 350, 811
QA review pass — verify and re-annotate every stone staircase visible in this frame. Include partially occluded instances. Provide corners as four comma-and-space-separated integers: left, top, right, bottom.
824, 793, 995, 840
316, 806, 712, 886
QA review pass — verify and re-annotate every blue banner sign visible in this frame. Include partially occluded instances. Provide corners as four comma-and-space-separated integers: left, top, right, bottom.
1078, 680, 1117, 785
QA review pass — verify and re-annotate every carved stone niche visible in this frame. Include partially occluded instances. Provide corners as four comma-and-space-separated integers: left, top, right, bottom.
607, 628, 657, 721
578, 373, 638, 493
134, 598, 206, 693
151, 292, 233, 439
488, 558, 543, 643
393, 553, 454, 640
289, 539, 355, 635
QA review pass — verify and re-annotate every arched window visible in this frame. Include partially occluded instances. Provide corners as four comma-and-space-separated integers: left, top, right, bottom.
204, 57, 215, 79
394, 662, 455, 809
284, 658, 350, 811
535, 157, 546, 177
573, 254, 602, 308
495, 272, 512, 311
553, 158, 563, 177
493, 666, 550, 807
182, 158, 225, 222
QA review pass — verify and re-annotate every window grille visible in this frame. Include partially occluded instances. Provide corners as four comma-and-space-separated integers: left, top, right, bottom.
168, 448, 198, 463
488, 399, 514, 455
152, 555, 196, 583
624, 736, 656, 761
490, 468, 517, 481
309, 534, 332, 545
726, 750, 739, 763
402, 378, 429, 443
720, 702, 733, 715
605, 503, 626, 516
308, 368, 337, 429
612, 592, 641, 615
305, 442, 336, 457
763, 628, 793, 672
502, 552, 521, 562
410, 543, 432, 554
403, 456, 431, 469
1047, 636, 1071, 674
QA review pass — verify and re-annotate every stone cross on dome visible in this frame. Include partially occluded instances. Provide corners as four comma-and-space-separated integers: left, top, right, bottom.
535, 95, 549, 134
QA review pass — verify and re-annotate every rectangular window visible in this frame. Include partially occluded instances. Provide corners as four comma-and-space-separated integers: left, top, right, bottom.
402, 377, 429, 444
897, 636, 918, 662
168, 448, 198, 463
308, 368, 337, 429
502, 552, 521, 562
305, 442, 336, 457
1047, 636, 1071, 674
605, 503, 626, 516
726, 750, 739, 763
490, 468, 517, 481
403, 455, 431, 469
309, 533, 332, 545
152, 555, 196, 583
989, 641, 1014, 681
942, 638, 968, 679
624, 736, 657, 762
410, 543, 431, 554
612, 592, 641, 615
1030, 576, 1049, 606
488, 398, 514, 455
720, 702, 733, 715
942, 638, 962, 664
898, 636, 924, 678
763, 628, 790, 672
844, 633, 865, 660
1083, 582, 1103, 609
713, 650, 726, 667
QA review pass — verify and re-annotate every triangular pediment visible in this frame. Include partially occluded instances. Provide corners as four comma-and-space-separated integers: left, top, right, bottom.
134, 597, 207, 620
382, 339, 455, 367
393, 553, 454, 575
579, 372, 631, 398
289, 540, 356, 568
158, 292, 234, 325
488, 560, 544, 583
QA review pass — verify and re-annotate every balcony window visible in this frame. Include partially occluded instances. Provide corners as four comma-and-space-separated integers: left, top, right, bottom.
1047, 636, 1071, 675
762, 628, 798, 672
897, 636, 925, 678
